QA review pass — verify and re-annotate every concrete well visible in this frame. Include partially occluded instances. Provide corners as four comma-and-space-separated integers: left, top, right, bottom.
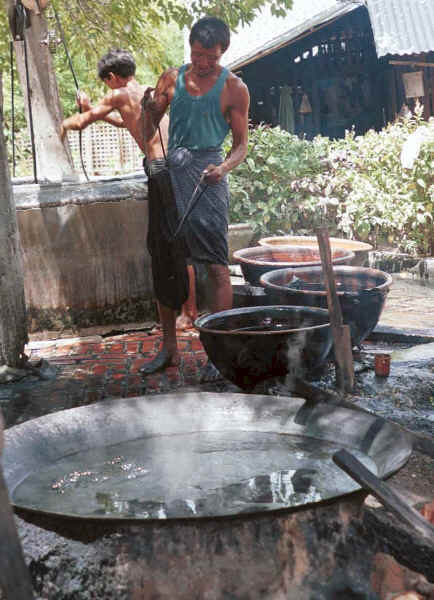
13, 174, 156, 332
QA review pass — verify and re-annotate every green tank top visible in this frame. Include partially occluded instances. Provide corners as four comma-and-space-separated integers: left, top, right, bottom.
168, 65, 230, 152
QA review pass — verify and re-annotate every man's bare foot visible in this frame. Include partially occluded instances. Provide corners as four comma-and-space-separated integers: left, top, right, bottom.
139, 349, 179, 375
176, 313, 197, 331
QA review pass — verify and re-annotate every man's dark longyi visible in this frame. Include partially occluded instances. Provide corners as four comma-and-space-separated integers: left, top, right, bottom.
145, 158, 189, 310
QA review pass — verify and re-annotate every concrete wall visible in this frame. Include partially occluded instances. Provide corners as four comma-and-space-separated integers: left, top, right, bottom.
13, 174, 156, 332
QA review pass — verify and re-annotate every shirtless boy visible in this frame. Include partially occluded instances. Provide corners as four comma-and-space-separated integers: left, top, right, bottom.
61, 50, 190, 355
61, 48, 168, 161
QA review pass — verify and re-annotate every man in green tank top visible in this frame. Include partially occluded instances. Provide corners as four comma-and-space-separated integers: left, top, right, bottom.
141, 16, 250, 377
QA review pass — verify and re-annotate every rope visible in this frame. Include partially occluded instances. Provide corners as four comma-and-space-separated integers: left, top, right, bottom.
10, 42, 16, 178
51, 5, 79, 90
51, 2, 89, 181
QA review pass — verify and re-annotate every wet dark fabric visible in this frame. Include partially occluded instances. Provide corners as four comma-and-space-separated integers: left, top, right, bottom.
168, 147, 229, 266
145, 158, 189, 310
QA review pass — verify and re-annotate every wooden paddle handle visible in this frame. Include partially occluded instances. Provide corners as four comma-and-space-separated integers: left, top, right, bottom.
316, 227, 354, 392
333, 449, 434, 541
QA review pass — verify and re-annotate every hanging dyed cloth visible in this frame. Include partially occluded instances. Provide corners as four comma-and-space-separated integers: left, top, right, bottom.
299, 93, 312, 115
278, 85, 295, 133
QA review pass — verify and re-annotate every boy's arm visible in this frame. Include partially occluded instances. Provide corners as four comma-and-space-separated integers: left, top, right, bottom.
77, 92, 125, 128
61, 92, 124, 139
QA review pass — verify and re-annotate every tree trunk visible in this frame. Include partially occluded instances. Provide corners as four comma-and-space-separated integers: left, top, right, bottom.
8, 2, 77, 182
0, 70, 28, 368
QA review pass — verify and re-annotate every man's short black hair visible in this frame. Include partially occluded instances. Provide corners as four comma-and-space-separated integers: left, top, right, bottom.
97, 49, 136, 80
189, 16, 230, 53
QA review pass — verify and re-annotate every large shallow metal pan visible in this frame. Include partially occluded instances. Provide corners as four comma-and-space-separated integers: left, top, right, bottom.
3, 392, 412, 521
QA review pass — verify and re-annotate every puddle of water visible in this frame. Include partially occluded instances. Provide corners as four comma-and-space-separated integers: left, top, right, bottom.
12, 431, 375, 519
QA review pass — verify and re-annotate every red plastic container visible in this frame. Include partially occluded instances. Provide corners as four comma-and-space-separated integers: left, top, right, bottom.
375, 353, 391, 377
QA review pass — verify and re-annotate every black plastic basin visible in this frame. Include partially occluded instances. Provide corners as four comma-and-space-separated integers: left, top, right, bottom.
195, 305, 332, 390
260, 266, 392, 347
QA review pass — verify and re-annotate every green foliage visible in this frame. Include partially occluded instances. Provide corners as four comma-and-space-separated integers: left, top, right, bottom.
227, 108, 434, 255
0, 0, 294, 72
52, 20, 185, 118
329, 106, 434, 254
225, 124, 330, 234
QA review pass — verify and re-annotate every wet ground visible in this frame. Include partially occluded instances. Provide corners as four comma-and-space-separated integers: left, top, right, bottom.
0, 270, 433, 438
380, 274, 434, 330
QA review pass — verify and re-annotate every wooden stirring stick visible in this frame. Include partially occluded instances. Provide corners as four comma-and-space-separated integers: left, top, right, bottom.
316, 227, 354, 393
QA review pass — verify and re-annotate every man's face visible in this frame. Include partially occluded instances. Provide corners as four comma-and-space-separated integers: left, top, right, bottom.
190, 41, 223, 78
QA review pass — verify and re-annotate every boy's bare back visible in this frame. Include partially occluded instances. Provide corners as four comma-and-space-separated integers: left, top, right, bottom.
62, 78, 169, 161
114, 80, 169, 160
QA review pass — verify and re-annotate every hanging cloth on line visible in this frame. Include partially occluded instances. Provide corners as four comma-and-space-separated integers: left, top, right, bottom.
278, 85, 295, 134
299, 93, 312, 114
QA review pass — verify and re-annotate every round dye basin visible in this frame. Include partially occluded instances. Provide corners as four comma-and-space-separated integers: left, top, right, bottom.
3, 392, 412, 522
260, 266, 392, 347
258, 236, 372, 266
195, 305, 332, 390
233, 245, 354, 285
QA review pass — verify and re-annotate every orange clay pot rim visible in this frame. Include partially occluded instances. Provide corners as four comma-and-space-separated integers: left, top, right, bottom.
233, 245, 354, 266
258, 236, 373, 251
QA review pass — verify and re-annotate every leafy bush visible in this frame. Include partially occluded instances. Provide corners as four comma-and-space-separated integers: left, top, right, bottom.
227, 107, 434, 255
225, 124, 330, 234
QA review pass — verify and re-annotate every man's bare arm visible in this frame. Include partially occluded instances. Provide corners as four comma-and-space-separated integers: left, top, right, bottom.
142, 70, 175, 141
223, 78, 250, 172
204, 78, 250, 184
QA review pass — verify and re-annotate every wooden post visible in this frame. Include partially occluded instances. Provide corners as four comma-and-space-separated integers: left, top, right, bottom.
0, 72, 28, 369
8, 4, 76, 182
0, 414, 35, 599
316, 227, 354, 393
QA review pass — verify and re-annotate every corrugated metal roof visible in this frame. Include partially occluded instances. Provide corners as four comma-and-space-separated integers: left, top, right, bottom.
219, 0, 362, 70
184, 0, 434, 68
367, 0, 434, 57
